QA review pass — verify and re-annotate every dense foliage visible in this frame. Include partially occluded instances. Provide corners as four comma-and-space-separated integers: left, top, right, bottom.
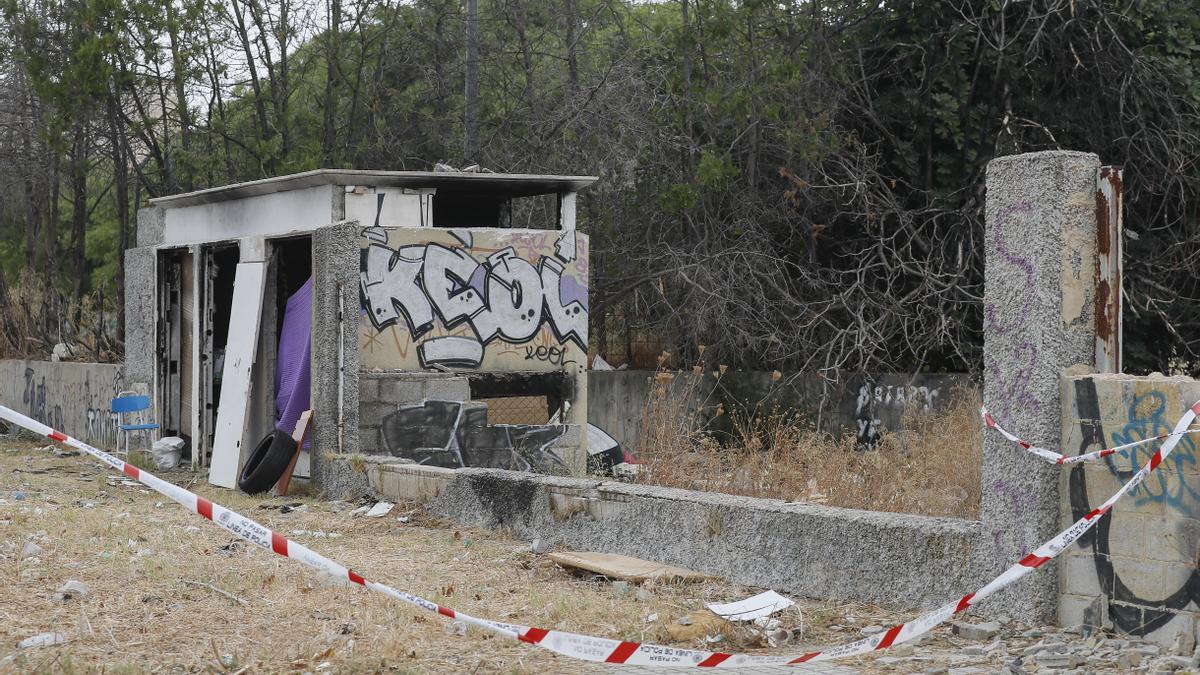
0, 0, 1197, 373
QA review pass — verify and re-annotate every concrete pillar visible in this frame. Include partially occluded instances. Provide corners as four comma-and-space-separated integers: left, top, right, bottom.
123, 246, 157, 389
980, 151, 1100, 622
311, 220, 364, 496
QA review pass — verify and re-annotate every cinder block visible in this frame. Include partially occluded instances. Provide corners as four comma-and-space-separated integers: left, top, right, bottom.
424, 377, 470, 401
358, 427, 382, 453
1061, 552, 1103, 597
379, 378, 425, 403
358, 376, 380, 402
357, 402, 397, 430
1058, 593, 1108, 632
1139, 610, 1196, 649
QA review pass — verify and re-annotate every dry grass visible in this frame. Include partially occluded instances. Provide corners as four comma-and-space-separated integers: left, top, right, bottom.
0, 440, 933, 673
633, 370, 982, 519
0, 270, 121, 362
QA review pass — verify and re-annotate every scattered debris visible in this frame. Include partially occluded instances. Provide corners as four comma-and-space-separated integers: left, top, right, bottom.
217, 540, 245, 556
21, 541, 42, 559
18, 632, 66, 649
549, 551, 709, 583
705, 590, 794, 622
363, 501, 394, 518
183, 579, 248, 606
666, 610, 728, 643
952, 620, 1002, 642
290, 530, 341, 539
55, 579, 89, 602
444, 620, 468, 636
611, 580, 630, 596
529, 538, 552, 554
339, 622, 359, 635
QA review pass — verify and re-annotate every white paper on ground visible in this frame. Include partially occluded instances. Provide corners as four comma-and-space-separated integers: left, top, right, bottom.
365, 501, 394, 518
705, 590, 795, 622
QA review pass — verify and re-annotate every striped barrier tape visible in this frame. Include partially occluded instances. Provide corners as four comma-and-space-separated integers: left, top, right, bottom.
980, 405, 1200, 465
3, 400, 1198, 668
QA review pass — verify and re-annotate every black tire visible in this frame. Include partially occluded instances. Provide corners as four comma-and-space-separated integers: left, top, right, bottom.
238, 430, 296, 494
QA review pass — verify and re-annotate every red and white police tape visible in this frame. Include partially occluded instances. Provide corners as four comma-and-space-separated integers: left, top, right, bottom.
980, 405, 1200, 465
3, 400, 1198, 668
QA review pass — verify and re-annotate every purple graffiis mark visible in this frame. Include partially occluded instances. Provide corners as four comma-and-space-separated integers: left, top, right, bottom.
558, 275, 589, 311
467, 265, 487, 295
984, 201, 1036, 335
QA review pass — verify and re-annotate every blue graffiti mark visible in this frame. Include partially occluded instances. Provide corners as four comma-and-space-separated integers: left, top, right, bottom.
1105, 392, 1199, 515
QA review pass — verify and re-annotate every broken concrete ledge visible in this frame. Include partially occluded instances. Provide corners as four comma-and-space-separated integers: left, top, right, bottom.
363, 461, 980, 609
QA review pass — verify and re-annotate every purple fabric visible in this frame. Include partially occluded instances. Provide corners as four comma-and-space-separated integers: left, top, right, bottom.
275, 277, 313, 447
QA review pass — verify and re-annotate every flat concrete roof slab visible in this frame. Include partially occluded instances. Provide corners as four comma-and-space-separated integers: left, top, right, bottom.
150, 169, 598, 208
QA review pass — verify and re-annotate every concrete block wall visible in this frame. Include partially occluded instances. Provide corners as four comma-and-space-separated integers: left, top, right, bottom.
0, 359, 126, 448
1060, 373, 1200, 647
357, 371, 471, 452
588, 370, 974, 452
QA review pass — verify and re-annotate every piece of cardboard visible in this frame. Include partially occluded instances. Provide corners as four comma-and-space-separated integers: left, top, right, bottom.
548, 551, 710, 583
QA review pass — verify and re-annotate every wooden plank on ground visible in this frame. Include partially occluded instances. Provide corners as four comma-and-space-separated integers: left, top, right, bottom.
548, 551, 710, 583
208, 261, 266, 489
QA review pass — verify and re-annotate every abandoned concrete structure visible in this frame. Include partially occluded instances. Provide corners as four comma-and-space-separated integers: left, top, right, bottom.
123, 169, 594, 490
5, 153, 1199, 651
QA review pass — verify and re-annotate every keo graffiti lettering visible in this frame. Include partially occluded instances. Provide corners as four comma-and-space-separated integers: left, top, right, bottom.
524, 344, 575, 367
361, 238, 587, 369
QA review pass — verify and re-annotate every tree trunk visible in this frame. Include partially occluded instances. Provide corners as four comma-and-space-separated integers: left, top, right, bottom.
108, 86, 129, 341
464, 0, 480, 162
70, 120, 89, 325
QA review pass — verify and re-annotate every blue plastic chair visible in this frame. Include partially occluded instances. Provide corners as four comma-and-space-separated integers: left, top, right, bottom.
112, 391, 160, 456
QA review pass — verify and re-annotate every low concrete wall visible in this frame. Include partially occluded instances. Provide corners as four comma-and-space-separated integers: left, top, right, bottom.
367, 462, 979, 609
588, 370, 973, 451
1060, 373, 1200, 647
0, 359, 125, 448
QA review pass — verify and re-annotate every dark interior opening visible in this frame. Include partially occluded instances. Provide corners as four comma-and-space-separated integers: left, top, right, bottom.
433, 191, 509, 228
208, 244, 239, 449
467, 372, 573, 424
273, 235, 313, 337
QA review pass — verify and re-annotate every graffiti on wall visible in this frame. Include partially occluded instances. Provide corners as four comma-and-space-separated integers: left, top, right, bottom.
359, 228, 588, 371
983, 201, 1043, 421
853, 380, 944, 445
1068, 378, 1200, 635
378, 399, 568, 473
16, 363, 124, 447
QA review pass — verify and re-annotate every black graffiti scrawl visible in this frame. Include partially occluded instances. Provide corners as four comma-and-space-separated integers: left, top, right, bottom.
1068, 377, 1200, 635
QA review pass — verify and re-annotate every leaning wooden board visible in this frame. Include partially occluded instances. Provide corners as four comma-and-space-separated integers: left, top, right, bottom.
548, 551, 710, 583
208, 261, 266, 489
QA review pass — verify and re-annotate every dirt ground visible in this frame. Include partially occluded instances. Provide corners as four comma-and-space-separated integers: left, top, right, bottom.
0, 440, 1164, 673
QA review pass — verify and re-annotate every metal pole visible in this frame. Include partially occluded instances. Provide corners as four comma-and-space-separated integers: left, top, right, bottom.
1095, 166, 1123, 373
